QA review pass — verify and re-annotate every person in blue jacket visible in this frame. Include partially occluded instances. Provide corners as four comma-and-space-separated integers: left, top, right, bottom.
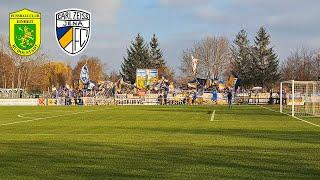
212, 89, 218, 104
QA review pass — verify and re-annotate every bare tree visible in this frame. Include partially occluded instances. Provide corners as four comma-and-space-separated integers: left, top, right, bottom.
180, 49, 195, 80
281, 46, 319, 81
312, 50, 320, 80
0, 36, 16, 89
107, 70, 122, 82
21, 50, 48, 91
180, 36, 231, 80
72, 55, 107, 86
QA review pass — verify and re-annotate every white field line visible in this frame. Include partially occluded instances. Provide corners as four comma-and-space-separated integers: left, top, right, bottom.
227, 149, 296, 156
209, 110, 241, 122
260, 105, 320, 128
210, 110, 216, 122
209, 110, 243, 122
0, 110, 98, 126
0, 133, 114, 136
16, 110, 96, 119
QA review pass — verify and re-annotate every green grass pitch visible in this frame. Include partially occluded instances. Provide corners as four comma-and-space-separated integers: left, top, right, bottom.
0, 105, 319, 179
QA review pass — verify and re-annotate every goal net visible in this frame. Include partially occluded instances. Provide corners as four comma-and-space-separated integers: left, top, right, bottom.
280, 80, 320, 117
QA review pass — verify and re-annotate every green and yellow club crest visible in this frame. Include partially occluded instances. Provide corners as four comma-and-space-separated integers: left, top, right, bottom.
9, 9, 41, 56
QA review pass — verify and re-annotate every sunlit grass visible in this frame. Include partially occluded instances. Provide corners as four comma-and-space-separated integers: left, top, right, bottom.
0, 105, 319, 179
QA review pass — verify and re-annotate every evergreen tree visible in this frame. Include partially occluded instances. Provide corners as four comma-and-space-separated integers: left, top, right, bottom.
231, 29, 253, 87
149, 34, 172, 79
121, 34, 150, 83
252, 27, 280, 88
149, 34, 165, 68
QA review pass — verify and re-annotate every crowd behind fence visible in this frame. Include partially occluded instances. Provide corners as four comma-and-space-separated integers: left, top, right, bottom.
0, 91, 281, 106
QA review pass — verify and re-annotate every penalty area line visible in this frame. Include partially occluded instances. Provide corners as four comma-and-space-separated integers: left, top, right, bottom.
1, 110, 98, 126
210, 110, 216, 122
209, 110, 238, 122
259, 105, 320, 128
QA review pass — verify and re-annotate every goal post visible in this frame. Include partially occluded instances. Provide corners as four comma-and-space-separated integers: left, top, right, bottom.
280, 80, 320, 117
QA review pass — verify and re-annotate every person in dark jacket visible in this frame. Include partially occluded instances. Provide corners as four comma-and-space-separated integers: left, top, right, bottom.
227, 90, 232, 108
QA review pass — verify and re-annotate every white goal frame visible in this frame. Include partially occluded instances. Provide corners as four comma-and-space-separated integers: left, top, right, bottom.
280, 80, 320, 117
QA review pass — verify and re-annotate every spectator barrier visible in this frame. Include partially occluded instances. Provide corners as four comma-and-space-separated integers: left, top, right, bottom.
0, 92, 281, 106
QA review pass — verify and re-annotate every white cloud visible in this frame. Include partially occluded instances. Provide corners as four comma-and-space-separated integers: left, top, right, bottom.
195, 7, 225, 22
83, 0, 121, 23
157, 0, 212, 7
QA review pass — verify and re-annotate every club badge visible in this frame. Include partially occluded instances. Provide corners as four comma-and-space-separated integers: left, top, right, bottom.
9, 9, 41, 56
55, 9, 91, 56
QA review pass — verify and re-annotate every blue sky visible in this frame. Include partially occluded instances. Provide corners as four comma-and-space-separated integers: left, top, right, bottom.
1, 0, 320, 74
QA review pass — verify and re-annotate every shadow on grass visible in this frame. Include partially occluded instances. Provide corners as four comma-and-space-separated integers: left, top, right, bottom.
142, 106, 285, 119
118, 126, 320, 145
0, 141, 319, 179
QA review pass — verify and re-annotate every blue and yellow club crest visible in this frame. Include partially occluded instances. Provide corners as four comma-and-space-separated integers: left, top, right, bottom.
55, 9, 91, 56
9, 9, 41, 56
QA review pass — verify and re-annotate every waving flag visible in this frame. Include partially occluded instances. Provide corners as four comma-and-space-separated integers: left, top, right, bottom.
80, 64, 90, 84
191, 55, 198, 75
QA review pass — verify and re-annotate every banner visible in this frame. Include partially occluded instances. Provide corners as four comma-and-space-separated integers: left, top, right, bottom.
0, 99, 38, 106
47, 99, 57, 106
38, 98, 46, 106
287, 99, 305, 106
226, 76, 238, 88
136, 69, 158, 89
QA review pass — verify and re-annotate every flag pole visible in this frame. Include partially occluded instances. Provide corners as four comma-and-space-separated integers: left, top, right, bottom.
191, 55, 199, 91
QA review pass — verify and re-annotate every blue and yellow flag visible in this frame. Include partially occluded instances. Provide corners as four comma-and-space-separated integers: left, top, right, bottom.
80, 64, 90, 84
